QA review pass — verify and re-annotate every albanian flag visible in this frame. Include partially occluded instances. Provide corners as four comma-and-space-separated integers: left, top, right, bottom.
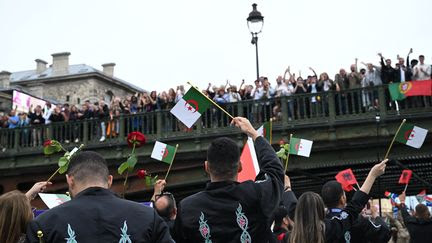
335, 169, 358, 192
398, 170, 413, 184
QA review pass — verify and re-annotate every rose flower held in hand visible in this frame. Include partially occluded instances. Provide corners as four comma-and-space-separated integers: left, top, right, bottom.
127, 131, 146, 148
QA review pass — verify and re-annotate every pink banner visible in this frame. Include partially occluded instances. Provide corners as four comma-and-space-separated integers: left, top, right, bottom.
12, 90, 47, 113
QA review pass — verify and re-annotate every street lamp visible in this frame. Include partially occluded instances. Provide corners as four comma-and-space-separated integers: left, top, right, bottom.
247, 3, 264, 81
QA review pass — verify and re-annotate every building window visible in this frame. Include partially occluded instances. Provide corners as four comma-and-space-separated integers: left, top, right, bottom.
77, 98, 81, 104
66, 95, 70, 102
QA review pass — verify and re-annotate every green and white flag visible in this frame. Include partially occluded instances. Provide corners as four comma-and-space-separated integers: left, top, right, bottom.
151, 141, 177, 164
395, 123, 428, 149
170, 87, 212, 128
289, 137, 313, 157
38, 193, 71, 209
257, 121, 271, 142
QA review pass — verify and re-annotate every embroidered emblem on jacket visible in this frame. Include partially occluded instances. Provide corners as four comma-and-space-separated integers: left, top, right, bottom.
340, 211, 348, 219
236, 203, 252, 243
344, 231, 351, 243
119, 221, 132, 243
198, 212, 212, 243
65, 224, 77, 243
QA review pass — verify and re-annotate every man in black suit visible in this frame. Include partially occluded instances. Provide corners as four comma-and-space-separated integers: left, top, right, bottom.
26, 151, 173, 243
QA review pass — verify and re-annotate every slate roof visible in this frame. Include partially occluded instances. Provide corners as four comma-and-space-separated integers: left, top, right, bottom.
10, 64, 144, 92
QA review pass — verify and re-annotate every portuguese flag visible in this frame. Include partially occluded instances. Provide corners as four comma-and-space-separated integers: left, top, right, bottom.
170, 87, 212, 128
257, 121, 271, 142
151, 141, 177, 164
289, 137, 313, 157
388, 80, 432, 101
238, 137, 260, 182
395, 123, 428, 149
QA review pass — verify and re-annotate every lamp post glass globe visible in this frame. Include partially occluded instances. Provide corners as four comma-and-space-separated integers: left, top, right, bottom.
247, 3, 264, 34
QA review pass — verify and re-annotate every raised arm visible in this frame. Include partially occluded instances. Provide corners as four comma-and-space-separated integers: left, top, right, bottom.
360, 159, 387, 194
231, 117, 284, 217
239, 79, 245, 90
309, 67, 317, 77
325, 159, 388, 242
378, 53, 385, 67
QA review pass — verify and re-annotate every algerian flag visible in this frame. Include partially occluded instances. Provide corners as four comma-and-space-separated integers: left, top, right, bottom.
170, 87, 212, 128
257, 121, 271, 142
151, 141, 177, 164
395, 123, 428, 149
38, 193, 71, 209
289, 137, 313, 157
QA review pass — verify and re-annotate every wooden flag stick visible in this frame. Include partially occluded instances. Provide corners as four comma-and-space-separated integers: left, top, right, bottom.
403, 183, 409, 193
284, 134, 293, 173
46, 167, 60, 183
269, 118, 273, 144
384, 119, 406, 159
164, 144, 179, 181
187, 81, 234, 119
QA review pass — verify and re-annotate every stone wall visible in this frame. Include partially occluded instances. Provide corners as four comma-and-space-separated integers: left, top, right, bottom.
20, 76, 135, 106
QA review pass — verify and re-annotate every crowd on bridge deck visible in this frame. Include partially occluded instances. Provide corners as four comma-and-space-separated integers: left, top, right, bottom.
0, 50, 431, 151
1, 117, 431, 243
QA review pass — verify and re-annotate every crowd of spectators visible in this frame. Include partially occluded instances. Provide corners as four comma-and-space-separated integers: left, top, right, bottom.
0, 50, 431, 150
1, 117, 431, 243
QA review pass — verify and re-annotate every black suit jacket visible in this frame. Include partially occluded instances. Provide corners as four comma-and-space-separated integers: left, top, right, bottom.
26, 187, 173, 243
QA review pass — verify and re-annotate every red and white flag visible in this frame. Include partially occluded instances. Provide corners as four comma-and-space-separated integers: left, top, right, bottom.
238, 137, 260, 182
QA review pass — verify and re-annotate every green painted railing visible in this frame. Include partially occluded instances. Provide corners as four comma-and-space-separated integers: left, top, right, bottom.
1, 84, 431, 153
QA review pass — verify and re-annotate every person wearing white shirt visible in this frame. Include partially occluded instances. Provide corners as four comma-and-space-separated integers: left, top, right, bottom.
42, 102, 53, 124
413, 55, 431, 81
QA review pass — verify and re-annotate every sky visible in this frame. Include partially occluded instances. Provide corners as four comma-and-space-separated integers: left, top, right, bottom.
1, 0, 431, 92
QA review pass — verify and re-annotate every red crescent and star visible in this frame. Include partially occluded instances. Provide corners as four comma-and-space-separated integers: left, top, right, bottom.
185, 99, 199, 113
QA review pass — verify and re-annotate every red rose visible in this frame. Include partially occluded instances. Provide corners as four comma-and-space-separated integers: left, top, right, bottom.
137, 169, 147, 179
43, 140, 53, 147
127, 132, 146, 148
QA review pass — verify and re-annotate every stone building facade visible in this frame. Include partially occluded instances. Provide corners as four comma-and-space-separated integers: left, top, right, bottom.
0, 52, 144, 110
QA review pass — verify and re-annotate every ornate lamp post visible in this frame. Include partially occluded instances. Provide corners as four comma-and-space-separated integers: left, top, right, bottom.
247, 3, 264, 81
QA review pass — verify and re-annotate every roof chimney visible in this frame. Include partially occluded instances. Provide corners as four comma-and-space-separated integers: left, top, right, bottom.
51, 52, 70, 76
0, 71, 11, 89
35, 59, 48, 74
102, 63, 115, 77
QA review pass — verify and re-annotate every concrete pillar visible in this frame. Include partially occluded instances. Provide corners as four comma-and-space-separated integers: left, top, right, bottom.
0, 71, 11, 89
35, 59, 48, 74
51, 52, 70, 76
102, 63, 116, 77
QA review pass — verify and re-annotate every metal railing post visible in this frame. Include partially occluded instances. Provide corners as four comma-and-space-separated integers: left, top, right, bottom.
156, 111, 162, 138
328, 91, 336, 125
378, 85, 387, 120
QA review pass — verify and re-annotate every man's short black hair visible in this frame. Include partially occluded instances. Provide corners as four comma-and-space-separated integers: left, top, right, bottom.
67, 151, 109, 184
419, 55, 425, 58
321, 180, 344, 208
207, 137, 240, 180
155, 193, 176, 220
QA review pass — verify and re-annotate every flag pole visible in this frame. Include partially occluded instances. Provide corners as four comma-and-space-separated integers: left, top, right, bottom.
403, 183, 408, 193
269, 118, 273, 144
284, 134, 293, 173
164, 144, 179, 181
187, 81, 234, 119
384, 119, 406, 159
46, 167, 60, 183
